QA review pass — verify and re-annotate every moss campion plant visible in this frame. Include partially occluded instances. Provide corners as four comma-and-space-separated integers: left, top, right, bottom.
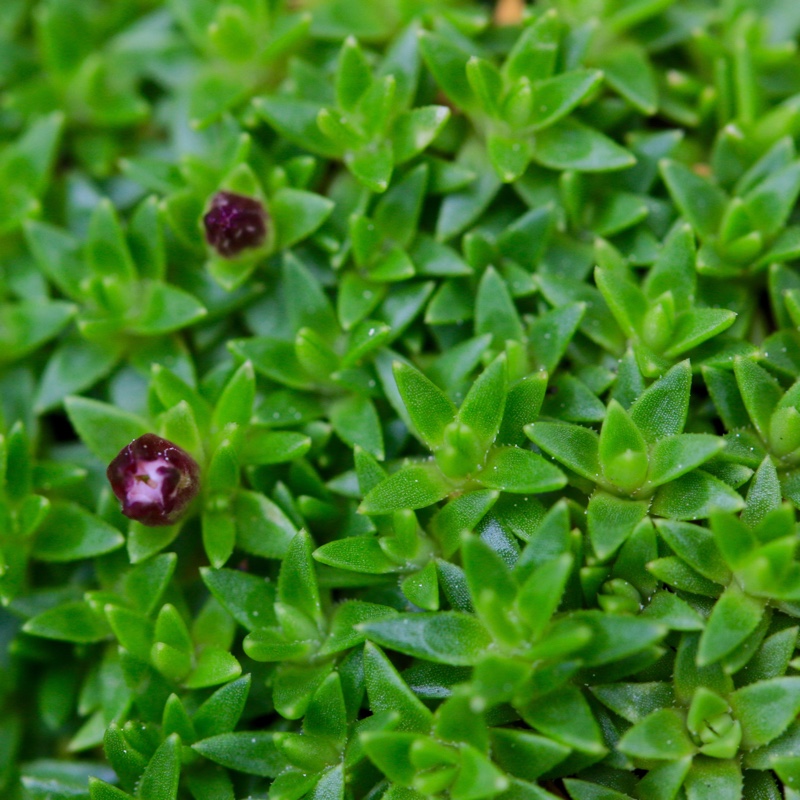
6, 0, 800, 799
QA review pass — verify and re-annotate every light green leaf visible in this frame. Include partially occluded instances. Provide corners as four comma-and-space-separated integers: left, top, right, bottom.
480, 447, 566, 494
525, 420, 601, 482
535, 121, 636, 172
697, 584, 765, 666
361, 612, 491, 666
32, 501, 124, 562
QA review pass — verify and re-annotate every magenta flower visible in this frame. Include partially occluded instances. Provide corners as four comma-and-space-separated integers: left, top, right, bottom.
203, 191, 268, 258
107, 434, 200, 526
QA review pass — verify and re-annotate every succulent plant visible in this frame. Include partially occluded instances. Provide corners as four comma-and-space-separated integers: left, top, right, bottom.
5, 1, 800, 800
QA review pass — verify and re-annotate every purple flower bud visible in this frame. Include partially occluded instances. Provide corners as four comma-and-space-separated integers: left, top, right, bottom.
107, 434, 200, 527
203, 191, 267, 258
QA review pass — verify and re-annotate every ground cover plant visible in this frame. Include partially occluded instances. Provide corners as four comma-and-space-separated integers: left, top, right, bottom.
7, 0, 800, 797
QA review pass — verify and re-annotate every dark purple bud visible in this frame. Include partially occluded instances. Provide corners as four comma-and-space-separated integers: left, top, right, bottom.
107, 434, 200, 527
203, 191, 267, 258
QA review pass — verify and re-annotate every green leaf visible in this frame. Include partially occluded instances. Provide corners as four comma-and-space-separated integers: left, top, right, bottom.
320, 601, 399, 655
85, 199, 137, 282
336, 36, 371, 111
618, 708, 696, 759
490, 728, 570, 781
135, 735, 181, 799
255, 96, 341, 158
742, 456, 781, 528
238, 429, 311, 466
656, 519, 731, 584
498, 373, 548, 446
401, 562, 440, 611
361, 612, 491, 666
374, 163, 428, 248
314, 537, 398, 574
418, 31, 475, 110
347, 142, 393, 193
660, 160, 728, 238
0, 300, 75, 363
64, 397, 150, 464
35, 336, 122, 412
235, 490, 297, 559
32, 501, 124, 562
487, 133, 532, 183
410, 235, 472, 279
475, 266, 524, 346
504, 10, 560, 83
436, 139, 501, 241
462, 534, 518, 610
697, 584, 765, 666
703, 366, 749, 431
212, 361, 255, 430
734, 357, 782, 440
600, 44, 657, 114
518, 685, 606, 755
393, 106, 451, 164
530, 69, 604, 130
130, 282, 207, 335
279, 530, 321, 623
363, 642, 432, 732
535, 121, 636, 172
570, 610, 666, 666
193, 732, 283, 777
730, 678, 800, 749
650, 470, 745, 520
516, 554, 573, 638
683, 758, 742, 800
591, 681, 676, 724
24, 220, 87, 300
458, 354, 507, 446
23, 602, 107, 643
664, 308, 737, 359
528, 303, 585, 373
647, 434, 725, 488
431, 490, 499, 559
451, 744, 510, 800
283, 252, 339, 342
202, 510, 236, 569
598, 400, 648, 493
588, 492, 649, 560
563, 779, 636, 800
629, 361, 692, 443
125, 554, 177, 616
128, 522, 181, 564
743, 161, 800, 239
393, 361, 457, 448
89, 779, 134, 800
273, 188, 334, 250
648, 556, 722, 597
360, 731, 418, 785
330, 394, 384, 459
193, 675, 252, 739
360, 464, 452, 513
341, 319, 393, 367
595, 266, 647, 340
480, 447, 566, 494
185, 648, 241, 689
525, 420, 601, 482
201, 568, 276, 631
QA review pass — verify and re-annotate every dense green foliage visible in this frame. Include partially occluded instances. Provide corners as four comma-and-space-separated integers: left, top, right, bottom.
6, 0, 800, 798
